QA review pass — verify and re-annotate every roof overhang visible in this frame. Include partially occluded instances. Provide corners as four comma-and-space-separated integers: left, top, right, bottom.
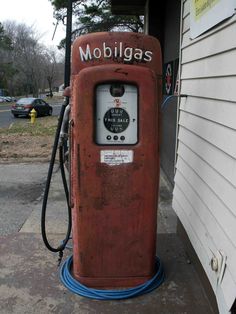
110, 0, 147, 15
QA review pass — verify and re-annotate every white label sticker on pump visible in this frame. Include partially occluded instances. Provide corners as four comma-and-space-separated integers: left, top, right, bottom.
100, 150, 133, 166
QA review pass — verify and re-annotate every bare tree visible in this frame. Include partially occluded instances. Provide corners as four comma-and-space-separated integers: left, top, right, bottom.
41, 48, 59, 97
3, 21, 64, 97
0, 22, 14, 93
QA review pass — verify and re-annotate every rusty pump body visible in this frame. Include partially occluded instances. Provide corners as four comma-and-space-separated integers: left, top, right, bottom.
42, 32, 164, 298
69, 32, 162, 288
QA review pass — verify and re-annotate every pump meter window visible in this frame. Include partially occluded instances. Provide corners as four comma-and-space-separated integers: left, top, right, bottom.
95, 83, 138, 145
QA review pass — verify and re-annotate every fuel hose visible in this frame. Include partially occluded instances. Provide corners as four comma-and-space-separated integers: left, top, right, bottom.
41, 97, 72, 255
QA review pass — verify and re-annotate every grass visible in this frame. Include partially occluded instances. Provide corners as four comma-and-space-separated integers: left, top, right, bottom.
0, 116, 58, 136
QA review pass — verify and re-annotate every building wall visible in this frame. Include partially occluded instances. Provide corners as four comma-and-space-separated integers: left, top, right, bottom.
160, 0, 181, 185
173, 0, 236, 312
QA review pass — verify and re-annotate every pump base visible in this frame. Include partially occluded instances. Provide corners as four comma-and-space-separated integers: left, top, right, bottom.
72, 273, 154, 288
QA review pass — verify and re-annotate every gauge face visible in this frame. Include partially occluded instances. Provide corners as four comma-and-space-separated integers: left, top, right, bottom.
103, 108, 130, 133
95, 83, 137, 145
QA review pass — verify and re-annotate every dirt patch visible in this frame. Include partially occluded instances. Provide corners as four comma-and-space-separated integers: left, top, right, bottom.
0, 117, 58, 163
0, 134, 54, 163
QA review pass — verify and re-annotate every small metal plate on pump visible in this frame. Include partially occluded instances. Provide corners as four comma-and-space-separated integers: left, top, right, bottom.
100, 150, 133, 166
95, 83, 138, 145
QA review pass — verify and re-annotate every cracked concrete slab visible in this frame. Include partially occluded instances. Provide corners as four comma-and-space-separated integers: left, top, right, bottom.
0, 233, 215, 314
0, 164, 215, 313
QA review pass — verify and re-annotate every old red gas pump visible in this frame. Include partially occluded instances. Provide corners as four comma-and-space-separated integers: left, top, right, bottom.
69, 32, 162, 288
42, 31, 164, 298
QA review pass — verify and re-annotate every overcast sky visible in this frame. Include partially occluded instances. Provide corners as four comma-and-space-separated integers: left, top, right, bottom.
0, 0, 66, 48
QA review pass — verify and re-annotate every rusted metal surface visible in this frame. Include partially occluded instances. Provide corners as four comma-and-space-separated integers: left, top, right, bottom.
70, 67, 161, 287
70, 32, 162, 288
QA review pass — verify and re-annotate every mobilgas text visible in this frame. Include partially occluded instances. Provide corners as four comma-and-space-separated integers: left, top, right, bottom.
79, 42, 153, 63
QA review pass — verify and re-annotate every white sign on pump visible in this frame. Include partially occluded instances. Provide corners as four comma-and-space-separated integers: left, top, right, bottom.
100, 150, 133, 166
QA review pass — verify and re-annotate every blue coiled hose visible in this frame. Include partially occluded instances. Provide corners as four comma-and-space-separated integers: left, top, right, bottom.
60, 255, 165, 300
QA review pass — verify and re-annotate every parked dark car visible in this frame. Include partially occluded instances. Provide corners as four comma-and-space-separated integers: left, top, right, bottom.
11, 97, 53, 118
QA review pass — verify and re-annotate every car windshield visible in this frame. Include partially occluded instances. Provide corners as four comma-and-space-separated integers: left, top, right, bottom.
16, 98, 35, 105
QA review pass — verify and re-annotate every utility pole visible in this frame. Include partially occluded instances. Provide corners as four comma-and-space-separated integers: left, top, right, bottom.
64, 0, 73, 88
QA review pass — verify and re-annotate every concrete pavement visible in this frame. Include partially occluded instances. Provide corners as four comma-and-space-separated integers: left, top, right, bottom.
0, 163, 216, 313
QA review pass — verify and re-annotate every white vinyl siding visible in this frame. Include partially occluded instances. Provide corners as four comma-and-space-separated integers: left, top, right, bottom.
173, 1, 236, 312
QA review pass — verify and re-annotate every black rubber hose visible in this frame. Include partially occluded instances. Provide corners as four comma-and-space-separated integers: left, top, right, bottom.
59, 143, 71, 235
59, 145, 70, 206
41, 97, 72, 253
